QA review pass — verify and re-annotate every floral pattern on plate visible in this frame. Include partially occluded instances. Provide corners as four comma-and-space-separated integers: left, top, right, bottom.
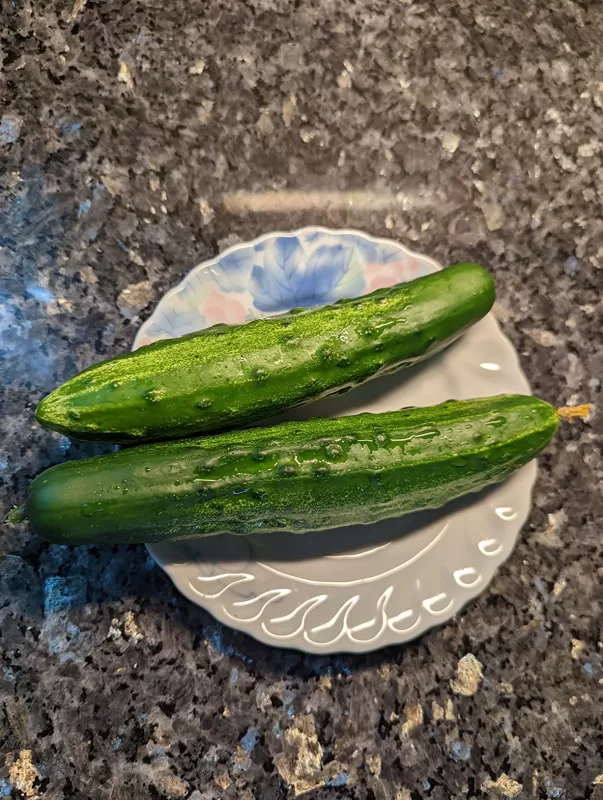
135, 229, 438, 348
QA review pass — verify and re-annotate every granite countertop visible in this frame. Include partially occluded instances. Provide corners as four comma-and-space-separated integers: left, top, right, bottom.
1, 1, 602, 798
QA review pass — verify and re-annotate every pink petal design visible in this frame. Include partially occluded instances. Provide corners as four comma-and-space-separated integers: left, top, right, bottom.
202, 287, 247, 325
409, 258, 422, 276
365, 261, 412, 293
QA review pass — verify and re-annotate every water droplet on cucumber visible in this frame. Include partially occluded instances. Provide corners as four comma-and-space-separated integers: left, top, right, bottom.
486, 415, 506, 428
81, 502, 105, 517
391, 427, 440, 443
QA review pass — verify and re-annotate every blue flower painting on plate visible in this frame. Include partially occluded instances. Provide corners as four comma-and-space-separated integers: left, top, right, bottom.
250, 236, 366, 312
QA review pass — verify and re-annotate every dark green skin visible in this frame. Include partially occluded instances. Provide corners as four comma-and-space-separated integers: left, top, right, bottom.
36, 263, 495, 442
25, 395, 559, 546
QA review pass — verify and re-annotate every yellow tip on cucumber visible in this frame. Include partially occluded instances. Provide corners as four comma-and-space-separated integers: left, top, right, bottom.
557, 404, 592, 421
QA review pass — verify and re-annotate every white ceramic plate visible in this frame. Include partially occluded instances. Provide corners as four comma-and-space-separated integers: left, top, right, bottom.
136, 228, 534, 653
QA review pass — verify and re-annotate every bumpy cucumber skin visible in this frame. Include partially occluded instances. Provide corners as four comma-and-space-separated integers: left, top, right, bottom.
26, 395, 559, 546
36, 263, 495, 443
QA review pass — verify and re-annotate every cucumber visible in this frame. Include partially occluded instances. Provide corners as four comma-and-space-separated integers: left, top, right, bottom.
36, 263, 495, 443
24, 395, 558, 546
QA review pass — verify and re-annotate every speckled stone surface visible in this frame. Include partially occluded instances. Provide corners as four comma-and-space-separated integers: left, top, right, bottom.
1, 1, 603, 798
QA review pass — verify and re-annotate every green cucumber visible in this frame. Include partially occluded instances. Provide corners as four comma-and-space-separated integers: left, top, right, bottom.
36, 263, 495, 443
24, 395, 558, 546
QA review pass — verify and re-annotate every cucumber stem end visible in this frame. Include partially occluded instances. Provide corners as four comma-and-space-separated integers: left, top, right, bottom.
557, 403, 592, 422
7, 506, 26, 524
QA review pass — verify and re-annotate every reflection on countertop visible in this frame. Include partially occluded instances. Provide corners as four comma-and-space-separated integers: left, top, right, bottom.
0, 0, 602, 798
